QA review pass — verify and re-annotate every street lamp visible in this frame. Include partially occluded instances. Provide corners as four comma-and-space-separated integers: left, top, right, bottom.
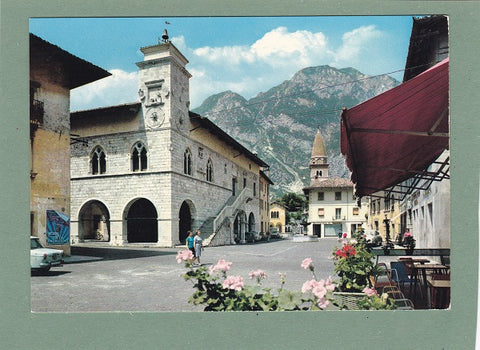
382, 215, 394, 253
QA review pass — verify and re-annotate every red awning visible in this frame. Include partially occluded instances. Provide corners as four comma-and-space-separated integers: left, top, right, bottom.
340, 58, 449, 197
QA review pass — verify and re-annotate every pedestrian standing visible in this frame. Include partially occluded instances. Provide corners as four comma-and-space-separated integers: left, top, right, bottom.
185, 231, 195, 264
194, 230, 203, 266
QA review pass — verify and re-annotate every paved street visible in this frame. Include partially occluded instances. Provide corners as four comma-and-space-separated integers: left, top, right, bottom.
31, 238, 339, 312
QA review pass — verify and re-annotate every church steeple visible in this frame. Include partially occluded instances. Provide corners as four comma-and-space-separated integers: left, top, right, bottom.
311, 130, 327, 159
310, 130, 329, 182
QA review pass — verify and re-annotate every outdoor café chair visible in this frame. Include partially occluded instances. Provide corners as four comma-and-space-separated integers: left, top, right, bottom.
371, 263, 396, 292
390, 261, 417, 296
381, 285, 415, 310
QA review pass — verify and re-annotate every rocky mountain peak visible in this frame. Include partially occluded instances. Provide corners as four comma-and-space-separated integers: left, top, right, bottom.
193, 65, 399, 198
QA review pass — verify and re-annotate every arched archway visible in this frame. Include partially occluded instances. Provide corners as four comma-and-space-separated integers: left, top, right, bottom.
233, 210, 247, 243
78, 200, 110, 242
179, 200, 196, 243
248, 212, 255, 232
125, 198, 158, 243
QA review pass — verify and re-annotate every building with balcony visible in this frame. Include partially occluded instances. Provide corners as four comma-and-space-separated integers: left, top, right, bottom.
303, 131, 367, 238
29, 34, 110, 254
69, 30, 270, 247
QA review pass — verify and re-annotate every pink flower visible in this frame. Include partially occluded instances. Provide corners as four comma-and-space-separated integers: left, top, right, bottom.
249, 269, 267, 280
362, 287, 378, 297
301, 279, 317, 293
176, 249, 194, 263
209, 259, 232, 273
317, 297, 330, 309
325, 276, 336, 292
312, 284, 327, 299
301, 258, 313, 270
222, 275, 244, 291
342, 233, 347, 238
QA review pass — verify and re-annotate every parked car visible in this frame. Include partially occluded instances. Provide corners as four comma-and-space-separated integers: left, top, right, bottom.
269, 227, 282, 239
364, 230, 382, 247
244, 231, 261, 243
30, 236, 64, 272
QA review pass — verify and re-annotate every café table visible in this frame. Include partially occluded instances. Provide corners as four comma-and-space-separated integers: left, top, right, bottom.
411, 263, 449, 301
399, 257, 430, 264
427, 278, 451, 309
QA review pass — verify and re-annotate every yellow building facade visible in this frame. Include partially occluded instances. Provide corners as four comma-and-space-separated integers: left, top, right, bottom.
269, 202, 286, 233
29, 34, 110, 254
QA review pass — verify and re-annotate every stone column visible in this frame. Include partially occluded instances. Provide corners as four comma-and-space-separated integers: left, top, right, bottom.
158, 219, 174, 247
110, 219, 124, 246
70, 220, 79, 245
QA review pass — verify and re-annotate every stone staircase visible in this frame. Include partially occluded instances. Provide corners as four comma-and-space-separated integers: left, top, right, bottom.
202, 187, 251, 246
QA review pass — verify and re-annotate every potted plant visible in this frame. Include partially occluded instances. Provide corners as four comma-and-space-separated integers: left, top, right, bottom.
332, 231, 377, 293
403, 231, 416, 255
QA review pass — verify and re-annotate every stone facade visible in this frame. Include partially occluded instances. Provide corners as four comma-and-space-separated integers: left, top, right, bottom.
70, 35, 269, 247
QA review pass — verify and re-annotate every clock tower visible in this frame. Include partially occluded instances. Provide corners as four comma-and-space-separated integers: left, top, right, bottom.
136, 29, 191, 133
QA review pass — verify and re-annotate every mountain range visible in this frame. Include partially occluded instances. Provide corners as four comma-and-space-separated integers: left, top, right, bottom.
192, 65, 399, 199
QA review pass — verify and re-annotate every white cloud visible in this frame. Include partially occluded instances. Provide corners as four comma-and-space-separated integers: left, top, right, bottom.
193, 26, 328, 68
194, 45, 256, 65
71, 25, 395, 111
170, 35, 187, 52
331, 25, 385, 68
251, 26, 328, 66
71, 69, 138, 111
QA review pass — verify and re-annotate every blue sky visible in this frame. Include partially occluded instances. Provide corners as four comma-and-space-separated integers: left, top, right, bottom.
30, 16, 413, 111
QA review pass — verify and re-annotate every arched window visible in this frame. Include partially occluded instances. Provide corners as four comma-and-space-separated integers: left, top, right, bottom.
91, 146, 106, 175
132, 142, 148, 172
206, 159, 213, 182
184, 148, 192, 175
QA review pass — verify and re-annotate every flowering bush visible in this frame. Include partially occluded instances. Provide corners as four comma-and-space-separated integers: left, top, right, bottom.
332, 231, 378, 292
356, 287, 397, 310
177, 251, 336, 311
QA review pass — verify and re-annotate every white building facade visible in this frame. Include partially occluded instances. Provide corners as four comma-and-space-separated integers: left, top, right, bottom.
399, 150, 450, 248
303, 131, 367, 238
70, 33, 269, 247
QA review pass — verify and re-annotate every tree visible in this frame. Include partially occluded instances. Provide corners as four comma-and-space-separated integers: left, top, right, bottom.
277, 193, 307, 225
278, 192, 307, 212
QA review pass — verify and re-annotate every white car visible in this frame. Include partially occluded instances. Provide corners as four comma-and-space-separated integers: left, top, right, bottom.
364, 230, 382, 247
30, 236, 64, 272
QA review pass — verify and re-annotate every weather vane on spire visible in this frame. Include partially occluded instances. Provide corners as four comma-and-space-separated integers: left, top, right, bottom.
160, 21, 171, 44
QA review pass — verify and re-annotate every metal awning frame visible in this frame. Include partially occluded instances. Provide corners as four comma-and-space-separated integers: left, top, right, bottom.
363, 156, 449, 200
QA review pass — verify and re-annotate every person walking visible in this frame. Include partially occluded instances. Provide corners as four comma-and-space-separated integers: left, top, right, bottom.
194, 230, 203, 266
185, 231, 195, 264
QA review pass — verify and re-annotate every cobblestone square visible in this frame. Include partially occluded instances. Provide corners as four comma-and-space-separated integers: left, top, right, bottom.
31, 239, 339, 312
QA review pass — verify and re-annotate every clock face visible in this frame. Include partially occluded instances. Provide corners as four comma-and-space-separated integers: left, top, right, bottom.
145, 107, 165, 129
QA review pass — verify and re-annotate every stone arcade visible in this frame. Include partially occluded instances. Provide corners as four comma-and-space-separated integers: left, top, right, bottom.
70, 31, 271, 247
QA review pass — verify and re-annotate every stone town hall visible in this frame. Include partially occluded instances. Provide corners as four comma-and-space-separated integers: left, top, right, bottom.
70, 31, 271, 247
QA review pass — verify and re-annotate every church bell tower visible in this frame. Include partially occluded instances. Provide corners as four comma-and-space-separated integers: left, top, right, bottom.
310, 130, 329, 183
135, 27, 192, 133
